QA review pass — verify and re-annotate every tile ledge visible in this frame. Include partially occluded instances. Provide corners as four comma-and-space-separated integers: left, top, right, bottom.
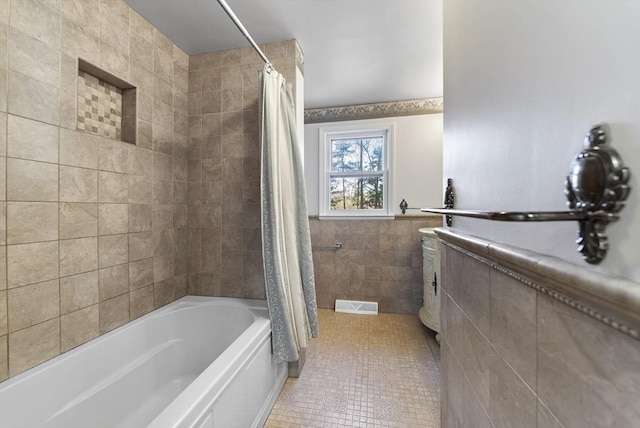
435, 228, 640, 340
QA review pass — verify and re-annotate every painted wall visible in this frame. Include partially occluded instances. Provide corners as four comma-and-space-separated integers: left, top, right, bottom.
304, 114, 443, 217
443, 1, 640, 281
0, 0, 190, 380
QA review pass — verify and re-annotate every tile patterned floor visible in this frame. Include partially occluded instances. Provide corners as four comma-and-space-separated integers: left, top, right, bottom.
264, 309, 441, 427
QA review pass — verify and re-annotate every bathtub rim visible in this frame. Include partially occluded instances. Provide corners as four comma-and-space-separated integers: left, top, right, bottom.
0, 296, 266, 391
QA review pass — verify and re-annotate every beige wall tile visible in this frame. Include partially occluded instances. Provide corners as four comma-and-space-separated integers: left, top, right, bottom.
489, 353, 536, 428
152, 179, 172, 204
153, 253, 173, 283
462, 316, 496, 412
99, 264, 128, 300
0, 335, 7, 381
61, 304, 99, 353
98, 139, 129, 173
98, 233, 128, 268
153, 229, 172, 257
130, 33, 153, 70
0, 246, 6, 290
0, 112, 6, 155
0, 290, 6, 335
100, 42, 129, 81
59, 202, 98, 239
446, 343, 464, 428
59, 91, 76, 130
154, 49, 173, 83
8, 318, 59, 377
457, 254, 491, 336
99, 293, 129, 333
61, 0, 100, 38
128, 176, 151, 204
128, 146, 152, 177
9, 0, 60, 47
98, 203, 128, 235
59, 166, 97, 202
7, 71, 59, 125
130, 8, 153, 43
154, 279, 175, 308
154, 75, 172, 106
490, 269, 537, 388
7, 241, 59, 288
129, 204, 152, 232
129, 231, 152, 261
0, 202, 5, 245
60, 237, 98, 277
537, 400, 564, 428
129, 258, 153, 290
61, 20, 100, 64
442, 292, 464, 362
60, 129, 99, 169
153, 99, 173, 130
130, 284, 153, 319
0, 68, 6, 113
174, 46, 188, 70
7, 114, 58, 163
100, 8, 129, 53
537, 293, 640, 427
8, 26, 60, 88
463, 377, 493, 428
7, 279, 59, 333
101, 0, 129, 25
7, 158, 58, 201
60, 53, 77, 95
7, 202, 58, 244
98, 171, 128, 203
152, 204, 173, 230
60, 270, 99, 314
153, 30, 173, 56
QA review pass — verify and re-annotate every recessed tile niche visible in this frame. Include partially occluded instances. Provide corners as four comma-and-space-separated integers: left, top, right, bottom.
77, 59, 137, 144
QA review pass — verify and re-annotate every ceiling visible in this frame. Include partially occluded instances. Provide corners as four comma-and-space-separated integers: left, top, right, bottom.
124, 0, 443, 109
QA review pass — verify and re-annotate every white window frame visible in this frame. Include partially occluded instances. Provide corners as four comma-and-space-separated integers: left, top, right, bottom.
318, 123, 394, 219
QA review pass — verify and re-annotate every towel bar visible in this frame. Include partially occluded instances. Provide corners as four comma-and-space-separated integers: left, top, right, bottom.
421, 125, 631, 264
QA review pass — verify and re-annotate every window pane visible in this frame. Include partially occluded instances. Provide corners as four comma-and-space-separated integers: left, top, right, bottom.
330, 176, 384, 210
331, 138, 383, 172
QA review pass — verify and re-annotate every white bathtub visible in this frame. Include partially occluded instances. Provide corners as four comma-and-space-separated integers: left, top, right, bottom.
0, 296, 287, 428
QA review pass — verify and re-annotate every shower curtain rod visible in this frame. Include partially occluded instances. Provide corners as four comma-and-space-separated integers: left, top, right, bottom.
216, 0, 273, 71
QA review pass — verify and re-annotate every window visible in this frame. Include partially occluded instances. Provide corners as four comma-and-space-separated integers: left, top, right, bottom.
319, 124, 394, 218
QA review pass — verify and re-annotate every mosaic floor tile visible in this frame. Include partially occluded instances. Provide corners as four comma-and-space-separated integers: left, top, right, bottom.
264, 309, 441, 427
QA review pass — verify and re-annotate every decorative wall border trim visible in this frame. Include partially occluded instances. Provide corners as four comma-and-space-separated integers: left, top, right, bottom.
304, 97, 443, 124
437, 229, 640, 341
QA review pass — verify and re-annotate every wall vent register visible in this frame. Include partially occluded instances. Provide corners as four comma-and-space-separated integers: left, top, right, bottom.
422, 125, 632, 264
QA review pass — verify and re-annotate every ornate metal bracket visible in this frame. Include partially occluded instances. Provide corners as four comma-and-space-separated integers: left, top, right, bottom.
421, 125, 631, 264
444, 178, 454, 227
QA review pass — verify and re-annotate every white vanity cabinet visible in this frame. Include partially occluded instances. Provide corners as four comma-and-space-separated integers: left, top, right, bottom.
418, 228, 440, 342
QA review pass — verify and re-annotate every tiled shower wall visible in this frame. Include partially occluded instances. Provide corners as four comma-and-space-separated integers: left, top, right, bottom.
186, 40, 301, 299
0, 0, 190, 380
310, 216, 441, 313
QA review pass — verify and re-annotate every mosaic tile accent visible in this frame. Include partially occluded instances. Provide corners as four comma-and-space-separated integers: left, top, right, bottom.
265, 309, 441, 427
77, 71, 123, 140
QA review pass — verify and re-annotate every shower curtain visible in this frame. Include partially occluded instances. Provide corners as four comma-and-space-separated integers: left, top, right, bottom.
260, 64, 319, 364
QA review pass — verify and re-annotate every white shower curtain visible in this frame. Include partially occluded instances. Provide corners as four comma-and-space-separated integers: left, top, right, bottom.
260, 64, 319, 363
